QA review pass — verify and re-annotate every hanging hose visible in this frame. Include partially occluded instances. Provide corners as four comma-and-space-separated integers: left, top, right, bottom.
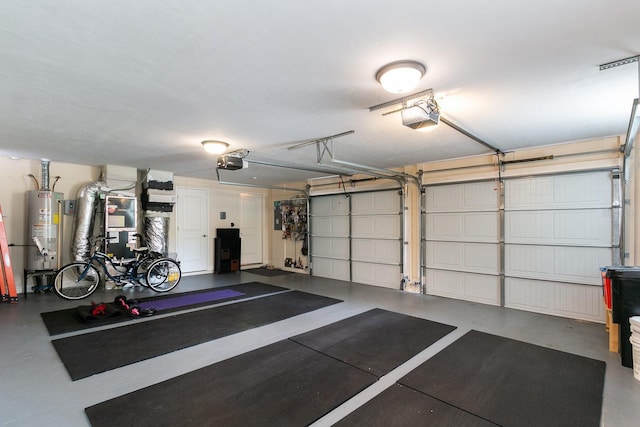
52, 176, 61, 192
28, 174, 39, 191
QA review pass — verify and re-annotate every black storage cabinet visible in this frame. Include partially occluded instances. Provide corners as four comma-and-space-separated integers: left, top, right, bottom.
214, 228, 241, 274
607, 266, 640, 368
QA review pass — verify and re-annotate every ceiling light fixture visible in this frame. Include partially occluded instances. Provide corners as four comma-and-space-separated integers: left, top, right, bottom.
376, 60, 426, 93
202, 140, 229, 155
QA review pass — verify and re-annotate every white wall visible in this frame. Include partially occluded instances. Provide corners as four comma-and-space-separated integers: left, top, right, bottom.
172, 176, 270, 272
268, 184, 309, 271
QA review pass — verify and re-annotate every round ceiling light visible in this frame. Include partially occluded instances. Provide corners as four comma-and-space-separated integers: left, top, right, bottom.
375, 60, 426, 94
201, 140, 229, 155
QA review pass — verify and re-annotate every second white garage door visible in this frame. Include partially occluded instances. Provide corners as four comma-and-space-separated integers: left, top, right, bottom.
311, 190, 403, 288
424, 170, 614, 323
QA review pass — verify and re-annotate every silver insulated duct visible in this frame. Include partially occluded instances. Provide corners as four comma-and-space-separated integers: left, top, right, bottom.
144, 215, 169, 255
71, 180, 107, 262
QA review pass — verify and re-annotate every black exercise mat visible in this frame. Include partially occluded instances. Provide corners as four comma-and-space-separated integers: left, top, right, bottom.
291, 308, 456, 377
244, 267, 295, 276
399, 330, 606, 427
85, 339, 376, 427
52, 290, 341, 380
41, 281, 287, 335
335, 383, 498, 427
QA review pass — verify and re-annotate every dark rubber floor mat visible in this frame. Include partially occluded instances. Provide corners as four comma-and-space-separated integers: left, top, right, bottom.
399, 330, 606, 427
291, 308, 456, 377
85, 339, 376, 427
53, 290, 341, 380
335, 383, 498, 427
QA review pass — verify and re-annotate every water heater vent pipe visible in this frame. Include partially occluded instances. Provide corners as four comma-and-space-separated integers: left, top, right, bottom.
41, 158, 50, 191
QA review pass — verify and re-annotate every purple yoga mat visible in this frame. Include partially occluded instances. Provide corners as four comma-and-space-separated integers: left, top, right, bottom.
138, 289, 245, 311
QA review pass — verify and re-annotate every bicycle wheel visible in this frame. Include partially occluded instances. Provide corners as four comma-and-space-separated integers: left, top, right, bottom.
53, 263, 101, 300
145, 258, 181, 292
134, 258, 155, 287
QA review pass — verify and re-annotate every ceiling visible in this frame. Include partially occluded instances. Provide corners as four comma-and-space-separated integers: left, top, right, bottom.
1, 1, 639, 185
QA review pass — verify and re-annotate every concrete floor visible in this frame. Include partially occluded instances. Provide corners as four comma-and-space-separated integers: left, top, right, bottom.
1, 271, 639, 426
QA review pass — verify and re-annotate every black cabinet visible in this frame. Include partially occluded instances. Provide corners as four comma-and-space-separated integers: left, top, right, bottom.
214, 228, 241, 273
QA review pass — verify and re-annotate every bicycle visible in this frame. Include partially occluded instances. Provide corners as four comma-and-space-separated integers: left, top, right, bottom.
52, 236, 181, 300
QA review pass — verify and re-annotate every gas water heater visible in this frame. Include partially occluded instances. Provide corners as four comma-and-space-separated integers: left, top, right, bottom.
26, 160, 64, 271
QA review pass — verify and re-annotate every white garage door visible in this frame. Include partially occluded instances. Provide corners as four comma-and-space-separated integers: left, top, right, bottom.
424, 181, 501, 305
310, 190, 403, 288
351, 191, 402, 288
310, 194, 351, 281
504, 171, 613, 322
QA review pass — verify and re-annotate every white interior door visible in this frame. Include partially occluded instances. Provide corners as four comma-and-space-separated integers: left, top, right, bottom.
240, 193, 263, 266
176, 187, 209, 272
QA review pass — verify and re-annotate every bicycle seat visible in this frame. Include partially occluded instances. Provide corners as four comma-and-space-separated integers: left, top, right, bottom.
132, 247, 149, 253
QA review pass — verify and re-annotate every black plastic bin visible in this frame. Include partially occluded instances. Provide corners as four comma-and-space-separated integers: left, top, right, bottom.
606, 266, 640, 368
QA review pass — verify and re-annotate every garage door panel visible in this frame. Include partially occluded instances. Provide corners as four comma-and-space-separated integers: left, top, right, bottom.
505, 172, 612, 210
352, 262, 400, 288
426, 269, 500, 305
424, 172, 613, 322
503, 171, 613, 322
426, 241, 499, 275
352, 215, 400, 239
312, 257, 350, 281
505, 245, 611, 285
505, 209, 611, 246
311, 216, 350, 237
425, 180, 500, 306
427, 181, 499, 212
351, 191, 400, 215
426, 212, 499, 242
505, 277, 604, 323
312, 195, 350, 215
312, 236, 350, 259
311, 190, 402, 287
352, 239, 400, 264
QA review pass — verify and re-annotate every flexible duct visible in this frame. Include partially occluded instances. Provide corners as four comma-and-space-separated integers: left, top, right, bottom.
71, 180, 108, 262
144, 215, 169, 255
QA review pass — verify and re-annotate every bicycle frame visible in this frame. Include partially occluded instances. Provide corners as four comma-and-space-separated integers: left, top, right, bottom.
81, 251, 145, 285
53, 234, 179, 300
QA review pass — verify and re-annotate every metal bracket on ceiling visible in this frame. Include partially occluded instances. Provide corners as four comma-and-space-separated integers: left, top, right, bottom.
227, 148, 250, 158
600, 55, 640, 159
368, 89, 434, 112
599, 55, 639, 71
287, 130, 355, 152
316, 137, 334, 163
286, 130, 355, 165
